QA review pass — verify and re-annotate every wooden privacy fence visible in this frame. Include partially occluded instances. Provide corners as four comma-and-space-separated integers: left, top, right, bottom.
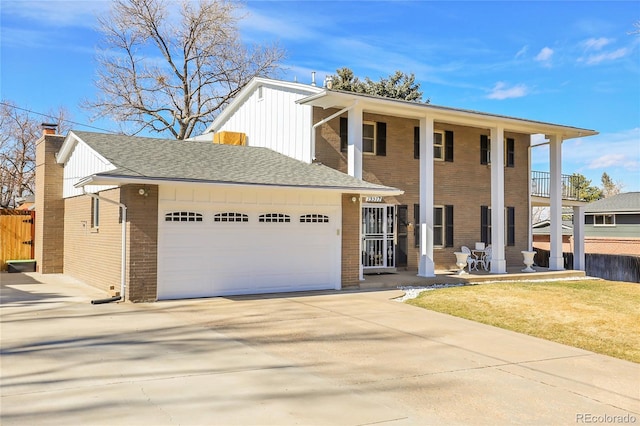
534, 248, 640, 283
0, 210, 35, 271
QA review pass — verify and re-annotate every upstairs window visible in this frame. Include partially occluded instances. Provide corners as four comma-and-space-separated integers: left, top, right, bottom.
480, 136, 515, 167
340, 118, 386, 156
414, 128, 454, 162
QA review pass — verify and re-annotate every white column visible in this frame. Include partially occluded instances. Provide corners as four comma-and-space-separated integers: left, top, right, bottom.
490, 126, 507, 273
573, 205, 585, 270
549, 134, 564, 270
347, 103, 363, 179
418, 116, 435, 277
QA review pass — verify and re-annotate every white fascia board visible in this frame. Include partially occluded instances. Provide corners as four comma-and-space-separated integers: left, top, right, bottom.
203, 77, 324, 134
55, 131, 113, 167
75, 174, 403, 196
299, 91, 598, 140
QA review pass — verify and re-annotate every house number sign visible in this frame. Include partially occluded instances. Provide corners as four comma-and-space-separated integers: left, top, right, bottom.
365, 196, 383, 203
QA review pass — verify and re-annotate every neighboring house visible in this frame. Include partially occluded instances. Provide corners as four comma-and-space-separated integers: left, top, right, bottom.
197, 77, 598, 276
35, 128, 400, 301
532, 220, 573, 253
583, 192, 640, 256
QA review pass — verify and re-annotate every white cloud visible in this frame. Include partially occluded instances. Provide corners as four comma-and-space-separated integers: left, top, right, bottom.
588, 153, 639, 170
2, 0, 109, 28
535, 47, 554, 63
487, 82, 529, 100
515, 45, 528, 59
582, 37, 614, 51
582, 48, 630, 65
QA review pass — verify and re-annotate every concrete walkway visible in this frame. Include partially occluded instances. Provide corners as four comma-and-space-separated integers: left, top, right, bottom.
1, 272, 638, 425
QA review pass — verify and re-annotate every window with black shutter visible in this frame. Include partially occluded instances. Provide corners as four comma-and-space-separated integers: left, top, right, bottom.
414, 128, 453, 162
481, 205, 491, 244
340, 117, 348, 152
376, 122, 386, 156
507, 206, 515, 246
445, 130, 454, 162
480, 135, 490, 165
414, 203, 420, 247
445, 205, 454, 247
506, 138, 515, 167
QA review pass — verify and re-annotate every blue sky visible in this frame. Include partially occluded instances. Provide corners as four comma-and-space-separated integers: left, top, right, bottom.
2, 0, 639, 191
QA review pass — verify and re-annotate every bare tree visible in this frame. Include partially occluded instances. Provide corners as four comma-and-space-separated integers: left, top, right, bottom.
601, 172, 624, 198
85, 0, 284, 139
0, 101, 69, 208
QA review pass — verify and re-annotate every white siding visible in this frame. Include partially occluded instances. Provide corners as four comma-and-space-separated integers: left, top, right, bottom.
62, 141, 117, 198
216, 84, 315, 163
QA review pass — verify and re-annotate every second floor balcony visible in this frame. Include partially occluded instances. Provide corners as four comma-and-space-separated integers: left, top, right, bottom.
531, 171, 583, 201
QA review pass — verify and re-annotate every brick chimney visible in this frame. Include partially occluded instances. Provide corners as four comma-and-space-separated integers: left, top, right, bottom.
41, 123, 58, 135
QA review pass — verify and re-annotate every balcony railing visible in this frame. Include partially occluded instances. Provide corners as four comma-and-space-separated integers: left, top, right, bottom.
531, 171, 582, 201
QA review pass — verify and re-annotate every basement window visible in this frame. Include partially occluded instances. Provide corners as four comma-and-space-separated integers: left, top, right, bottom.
165, 211, 203, 222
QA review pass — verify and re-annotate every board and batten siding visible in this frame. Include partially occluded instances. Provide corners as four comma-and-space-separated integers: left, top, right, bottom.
215, 84, 315, 163
62, 140, 117, 198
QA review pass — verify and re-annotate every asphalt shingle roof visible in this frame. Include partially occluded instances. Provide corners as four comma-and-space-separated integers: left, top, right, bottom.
585, 192, 640, 213
71, 130, 398, 193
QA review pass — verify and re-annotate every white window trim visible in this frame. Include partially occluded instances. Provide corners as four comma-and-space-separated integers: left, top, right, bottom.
593, 214, 616, 227
362, 121, 376, 155
434, 130, 445, 161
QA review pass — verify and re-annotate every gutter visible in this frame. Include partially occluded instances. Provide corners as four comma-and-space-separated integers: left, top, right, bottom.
311, 101, 357, 161
83, 188, 128, 302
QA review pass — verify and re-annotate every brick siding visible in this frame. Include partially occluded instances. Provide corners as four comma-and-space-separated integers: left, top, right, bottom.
34, 134, 65, 273
62, 185, 158, 302
315, 107, 530, 271
341, 193, 361, 286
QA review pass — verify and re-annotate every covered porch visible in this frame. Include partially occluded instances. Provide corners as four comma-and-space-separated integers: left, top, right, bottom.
359, 267, 587, 290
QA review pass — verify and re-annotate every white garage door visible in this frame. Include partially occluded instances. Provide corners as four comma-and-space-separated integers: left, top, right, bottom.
157, 194, 341, 299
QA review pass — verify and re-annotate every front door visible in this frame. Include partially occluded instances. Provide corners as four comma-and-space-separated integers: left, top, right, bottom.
362, 205, 395, 271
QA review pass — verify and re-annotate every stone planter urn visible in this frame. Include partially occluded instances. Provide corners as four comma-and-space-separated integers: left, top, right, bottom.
521, 250, 537, 273
454, 252, 469, 275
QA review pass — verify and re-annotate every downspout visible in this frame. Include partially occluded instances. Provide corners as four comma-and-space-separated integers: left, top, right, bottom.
83, 189, 128, 302
310, 102, 357, 161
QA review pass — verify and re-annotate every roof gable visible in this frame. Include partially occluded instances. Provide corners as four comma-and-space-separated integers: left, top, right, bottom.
204, 77, 323, 134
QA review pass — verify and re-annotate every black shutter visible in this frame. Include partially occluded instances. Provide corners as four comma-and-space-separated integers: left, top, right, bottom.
414, 126, 420, 159
506, 138, 515, 167
445, 131, 454, 162
480, 135, 489, 165
376, 122, 386, 156
340, 117, 348, 152
445, 205, 454, 247
481, 205, 491, 244
507, 206, 515, 246
414, 204, 420, 247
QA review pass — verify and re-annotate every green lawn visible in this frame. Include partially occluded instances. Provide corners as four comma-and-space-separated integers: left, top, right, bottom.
406, 279, 640, 363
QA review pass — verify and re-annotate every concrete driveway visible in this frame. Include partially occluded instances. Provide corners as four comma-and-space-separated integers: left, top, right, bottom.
1, 272, 638, 425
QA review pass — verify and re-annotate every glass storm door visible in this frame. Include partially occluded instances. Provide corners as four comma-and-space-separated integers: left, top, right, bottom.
362, 205, 395, 269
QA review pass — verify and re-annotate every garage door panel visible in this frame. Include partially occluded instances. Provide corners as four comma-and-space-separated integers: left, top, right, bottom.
158, 199, 340, 300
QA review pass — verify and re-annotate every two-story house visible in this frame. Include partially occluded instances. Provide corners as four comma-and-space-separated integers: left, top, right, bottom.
195, 77, 598, 279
